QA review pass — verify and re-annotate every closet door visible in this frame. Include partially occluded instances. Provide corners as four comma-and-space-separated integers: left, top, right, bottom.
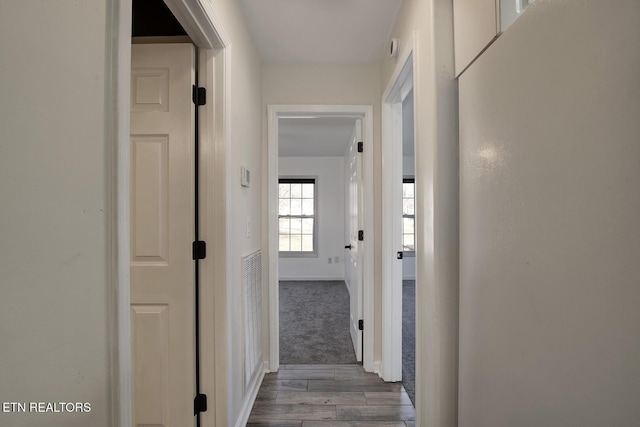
130, 43, 196, 427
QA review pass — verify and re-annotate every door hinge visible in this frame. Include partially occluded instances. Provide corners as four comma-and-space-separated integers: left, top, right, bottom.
192, 241, 207, 260
358, 319, 364, 331
192, 85, 206, 106
357, 141, 363, 153
397, 251, 403, 260
194, 393, 207, 415
358, 230, 364, 241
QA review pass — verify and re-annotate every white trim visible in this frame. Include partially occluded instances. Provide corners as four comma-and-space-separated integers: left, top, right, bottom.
234, 361, 269, 427
372, 360, 382, 376
107, 1, 132, 426
197, 45, 230, 427
278, 276, 347, 282
381, 32, 417, 382
267, 105, 375, 373
112, 1, 230, 426
164, 0, 231, 50
267, 107, 280, 371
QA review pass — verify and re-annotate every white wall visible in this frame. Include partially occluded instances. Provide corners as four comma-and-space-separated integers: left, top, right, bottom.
403, 157, 415, 177
0, 1, 263, 426
402, 91, 416, 280
0, 1, 110, 426
382, 1, 459, 425
278, 157, 346, 280
205, 0, 264, 424
459, 1, 640, 426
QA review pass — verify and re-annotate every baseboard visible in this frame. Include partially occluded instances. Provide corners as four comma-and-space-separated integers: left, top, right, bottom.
278, 276, 345, 281
372, 360, 382, 377
234, 361, 269, 427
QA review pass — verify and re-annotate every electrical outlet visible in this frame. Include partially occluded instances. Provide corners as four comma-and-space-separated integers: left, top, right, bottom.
328, 257, 332, 264
334, 256, 339, 263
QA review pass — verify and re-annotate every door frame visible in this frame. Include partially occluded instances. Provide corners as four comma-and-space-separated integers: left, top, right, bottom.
381, 32, 416, 382
108, 1, 230, 425
266, 105, 375, 373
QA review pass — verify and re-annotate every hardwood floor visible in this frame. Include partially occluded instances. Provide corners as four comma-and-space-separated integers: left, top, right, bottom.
248, 364, 415, 426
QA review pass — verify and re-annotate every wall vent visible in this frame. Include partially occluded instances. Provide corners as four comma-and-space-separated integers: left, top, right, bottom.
242, 250, 263, 388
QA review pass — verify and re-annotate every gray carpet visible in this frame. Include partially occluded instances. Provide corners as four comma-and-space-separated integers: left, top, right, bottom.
403, 279, 416, 405
279, 280, 357, 364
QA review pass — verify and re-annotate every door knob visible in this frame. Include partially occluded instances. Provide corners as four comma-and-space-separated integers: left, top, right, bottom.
345, 245, 352, 250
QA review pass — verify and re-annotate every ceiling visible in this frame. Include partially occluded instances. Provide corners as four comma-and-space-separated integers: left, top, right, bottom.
240, 1, 403, 157
238, 0, 403, 62
279, 117, 358, 157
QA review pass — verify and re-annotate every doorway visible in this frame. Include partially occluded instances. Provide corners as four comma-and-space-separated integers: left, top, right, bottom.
401, 89, 416, 404
267, 105, 374, 372
129, 2, 210, 426
381, 33, 416, 389
112, 0, 229, 425
276, 117, 361, 365
129, 40, 197, 426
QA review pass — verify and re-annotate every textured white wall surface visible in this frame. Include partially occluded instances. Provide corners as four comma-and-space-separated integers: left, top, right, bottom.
278, 157, 346, 280
453, 0, 498, 75
206, 0, 264, 424
0, 1, 110, 426
459, 1, 640, 425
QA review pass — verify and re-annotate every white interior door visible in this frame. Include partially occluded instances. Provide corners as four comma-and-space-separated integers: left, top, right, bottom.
347, 120, 364, 361
130, 43, 195, 427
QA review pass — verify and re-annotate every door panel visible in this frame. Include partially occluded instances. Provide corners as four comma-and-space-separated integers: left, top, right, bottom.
347, 120, 364, 361
131, 135, 169, 264
131, 304, 170, 425
130, 43, 195, 427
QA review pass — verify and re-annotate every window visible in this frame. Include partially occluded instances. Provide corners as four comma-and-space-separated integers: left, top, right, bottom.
278, 178, 316, 255
402, 178, 415, 253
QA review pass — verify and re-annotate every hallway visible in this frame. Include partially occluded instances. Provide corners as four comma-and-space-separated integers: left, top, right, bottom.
248, 364, 415, 426
3, 1, 640, 426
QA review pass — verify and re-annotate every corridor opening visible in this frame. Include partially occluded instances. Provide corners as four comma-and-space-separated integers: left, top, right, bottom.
267, 105, 375, 372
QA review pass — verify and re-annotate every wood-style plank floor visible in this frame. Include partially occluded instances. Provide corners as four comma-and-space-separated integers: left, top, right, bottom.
247, 364, 415, 426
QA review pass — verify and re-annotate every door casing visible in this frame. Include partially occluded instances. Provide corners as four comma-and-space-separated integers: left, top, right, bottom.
266, 105, 375, 373
108, 1, 230, 426
381, 32, 416, 382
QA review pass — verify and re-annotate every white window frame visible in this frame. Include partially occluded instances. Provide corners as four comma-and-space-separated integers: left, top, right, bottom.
278, 176, 318, 257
